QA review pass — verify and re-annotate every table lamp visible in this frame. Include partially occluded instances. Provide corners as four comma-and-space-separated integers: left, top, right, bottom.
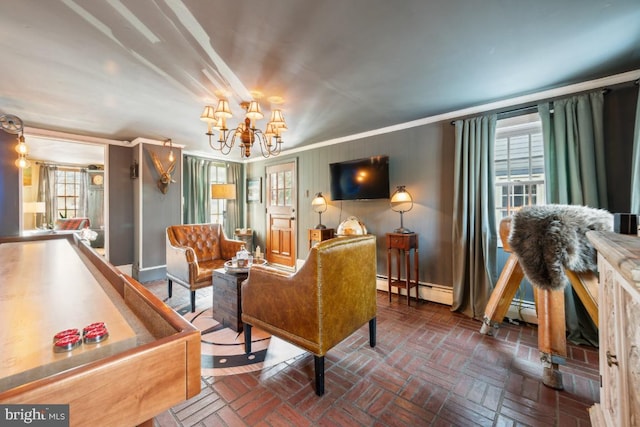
390, 185, 413, 233
311, 192, 328, 229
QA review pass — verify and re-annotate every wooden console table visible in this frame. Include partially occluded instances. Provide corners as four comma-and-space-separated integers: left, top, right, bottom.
386, 232, 419, 305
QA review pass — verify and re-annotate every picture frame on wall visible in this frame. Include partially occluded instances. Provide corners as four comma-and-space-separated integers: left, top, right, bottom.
247, 177, 262, 203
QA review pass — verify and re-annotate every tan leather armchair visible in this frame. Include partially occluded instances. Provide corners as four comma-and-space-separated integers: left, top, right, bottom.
242, 234, 377, 396
166, 223, 244, 312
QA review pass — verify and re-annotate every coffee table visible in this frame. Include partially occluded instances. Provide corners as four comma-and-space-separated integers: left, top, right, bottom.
212, 268, 248, 332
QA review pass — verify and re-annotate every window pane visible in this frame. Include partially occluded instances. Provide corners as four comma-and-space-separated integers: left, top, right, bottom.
494, 113, 545, 239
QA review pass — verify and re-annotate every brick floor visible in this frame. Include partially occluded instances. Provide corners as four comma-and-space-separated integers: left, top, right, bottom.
146, 282, 599, 426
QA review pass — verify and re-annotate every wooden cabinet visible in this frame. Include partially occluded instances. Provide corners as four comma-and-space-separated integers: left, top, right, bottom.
212, 269, 247, 332
386, 232, 419, 306
587, 232, 640, 427
308, 228, 335, 249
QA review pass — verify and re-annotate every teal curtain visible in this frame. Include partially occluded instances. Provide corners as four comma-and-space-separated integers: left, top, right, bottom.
183, 155, 212, 224
452, 114, 498, 319
225, 162, 243, 237
538, 90, 606, 346
631, 83, 640, 213
539, 91, 607, 208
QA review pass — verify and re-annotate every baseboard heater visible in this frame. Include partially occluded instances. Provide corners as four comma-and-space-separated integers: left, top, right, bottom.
375, 275, 453, 306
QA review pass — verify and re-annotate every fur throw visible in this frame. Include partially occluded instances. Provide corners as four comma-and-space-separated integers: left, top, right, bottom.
508, 204, 613, 291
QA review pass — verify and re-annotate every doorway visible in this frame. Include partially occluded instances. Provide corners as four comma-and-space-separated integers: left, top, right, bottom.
20, 135, 106, 253
265, 161, 297, 268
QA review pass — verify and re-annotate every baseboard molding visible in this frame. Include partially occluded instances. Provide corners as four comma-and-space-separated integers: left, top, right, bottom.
376, 276, 453, 306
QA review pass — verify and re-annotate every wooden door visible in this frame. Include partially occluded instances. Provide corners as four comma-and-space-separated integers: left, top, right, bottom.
265, 162, 297, 267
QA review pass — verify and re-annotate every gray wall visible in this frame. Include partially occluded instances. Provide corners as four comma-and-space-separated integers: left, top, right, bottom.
246, 85, 639, 290
134, 142, 182, 282
0, 132, 20, 237
247, 120, 456, 287
108, 144, 134, 266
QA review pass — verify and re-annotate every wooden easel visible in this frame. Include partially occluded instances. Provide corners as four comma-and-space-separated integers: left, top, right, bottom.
480, 217, 599, 389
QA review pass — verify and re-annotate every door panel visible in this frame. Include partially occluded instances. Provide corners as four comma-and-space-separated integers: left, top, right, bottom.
266, 162, 297, 267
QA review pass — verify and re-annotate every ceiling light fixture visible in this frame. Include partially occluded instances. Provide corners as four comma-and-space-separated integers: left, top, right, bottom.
200, 99, 287, 158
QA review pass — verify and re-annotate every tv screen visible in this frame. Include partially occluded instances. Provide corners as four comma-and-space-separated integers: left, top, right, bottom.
330, 156, 390, 201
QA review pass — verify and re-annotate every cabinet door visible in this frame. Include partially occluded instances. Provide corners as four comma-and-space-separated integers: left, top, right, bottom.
599, 259, 624, 426
620, 284, 640, 426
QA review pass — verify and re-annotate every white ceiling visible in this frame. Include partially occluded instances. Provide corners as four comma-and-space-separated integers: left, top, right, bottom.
1, 0, 639, 162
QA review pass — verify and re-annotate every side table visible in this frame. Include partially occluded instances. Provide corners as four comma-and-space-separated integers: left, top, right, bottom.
212, 269, 247, 332
308, 228, 335, 249
386, 232, 419, 305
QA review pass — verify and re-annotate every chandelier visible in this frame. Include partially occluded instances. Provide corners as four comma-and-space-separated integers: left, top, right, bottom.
200, 99, 287, 158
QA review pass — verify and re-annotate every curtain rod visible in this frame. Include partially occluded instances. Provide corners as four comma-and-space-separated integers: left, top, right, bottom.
35, 161, 92, 169
450, 87, 612, 125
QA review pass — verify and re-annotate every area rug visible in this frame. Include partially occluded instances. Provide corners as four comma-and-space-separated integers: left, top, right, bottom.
176, 306, 306, 377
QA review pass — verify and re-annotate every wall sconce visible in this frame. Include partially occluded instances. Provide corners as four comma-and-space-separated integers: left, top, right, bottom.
311, 192, 328, 229
390, 185, 413, 233
0, 114, 28, 168
15, 132, 30, 168
130, 160, 139, 179
164, 138, 175, 162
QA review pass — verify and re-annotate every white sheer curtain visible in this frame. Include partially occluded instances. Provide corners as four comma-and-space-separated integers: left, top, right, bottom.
37, 164, 57, 228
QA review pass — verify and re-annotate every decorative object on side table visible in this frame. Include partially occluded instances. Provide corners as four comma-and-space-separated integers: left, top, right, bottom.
337, 216, 367, 236
390, 185, 414, 233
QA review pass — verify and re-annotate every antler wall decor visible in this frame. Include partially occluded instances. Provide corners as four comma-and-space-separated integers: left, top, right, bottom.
147, 148, 176, 194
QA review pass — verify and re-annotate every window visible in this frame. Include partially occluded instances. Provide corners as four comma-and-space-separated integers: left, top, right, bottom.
210, 162, 228, 225
269, 170, 293, 207
55, 168, 82, 219
494, 113, 545, 237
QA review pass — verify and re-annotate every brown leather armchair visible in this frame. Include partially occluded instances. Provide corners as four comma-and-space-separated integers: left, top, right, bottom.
166, 223, 244, 312
241, 234, 377, 396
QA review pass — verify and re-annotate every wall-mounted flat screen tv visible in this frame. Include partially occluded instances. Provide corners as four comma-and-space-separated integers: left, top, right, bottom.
329, 155, 390, 201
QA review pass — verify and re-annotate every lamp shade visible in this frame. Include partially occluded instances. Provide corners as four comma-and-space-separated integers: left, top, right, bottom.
311, 192, 327, 213
214, 99, 233, 119
390, 186, 413, 213
200, 105, 216, 122
211, 183, 236, 200
245, 101, 264, 120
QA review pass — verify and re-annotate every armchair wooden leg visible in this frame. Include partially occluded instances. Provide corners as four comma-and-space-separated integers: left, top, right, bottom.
369, 318, 376, 347
167, 279, 172, 298
190, 291, 196, 313
314, 355, 325, 396
244, 324, 252, 354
